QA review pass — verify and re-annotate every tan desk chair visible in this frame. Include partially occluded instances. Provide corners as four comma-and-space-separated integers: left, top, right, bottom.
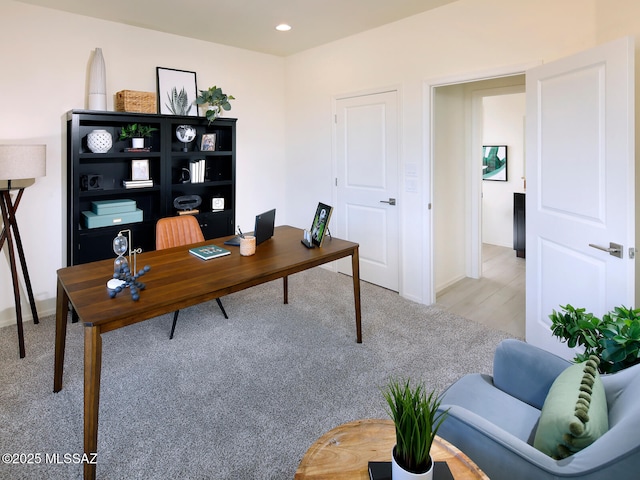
156, 215, 228, 339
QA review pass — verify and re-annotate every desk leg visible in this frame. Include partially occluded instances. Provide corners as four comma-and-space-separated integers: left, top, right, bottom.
53, 278, 69, 392
84, 326, 102, 480
283, 276, 288, 304
352, 247, 362, 343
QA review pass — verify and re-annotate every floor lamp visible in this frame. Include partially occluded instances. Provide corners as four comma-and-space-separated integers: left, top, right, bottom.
0, 144, 46, 358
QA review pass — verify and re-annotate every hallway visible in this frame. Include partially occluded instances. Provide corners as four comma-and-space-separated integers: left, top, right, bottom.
436, 244, 525, 338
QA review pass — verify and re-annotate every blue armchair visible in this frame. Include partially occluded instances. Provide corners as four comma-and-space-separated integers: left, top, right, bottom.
437, 339, 640, 480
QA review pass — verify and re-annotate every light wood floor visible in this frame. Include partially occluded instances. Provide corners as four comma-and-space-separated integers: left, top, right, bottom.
436, 244, 525, 338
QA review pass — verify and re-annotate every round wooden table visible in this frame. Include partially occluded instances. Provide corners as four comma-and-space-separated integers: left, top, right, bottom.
294, 419, 489, 480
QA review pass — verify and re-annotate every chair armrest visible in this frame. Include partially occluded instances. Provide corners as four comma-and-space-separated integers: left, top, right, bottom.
493, 339, 570, 409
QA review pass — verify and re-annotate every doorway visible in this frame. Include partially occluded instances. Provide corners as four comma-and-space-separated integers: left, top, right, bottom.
432, 75, 526, 337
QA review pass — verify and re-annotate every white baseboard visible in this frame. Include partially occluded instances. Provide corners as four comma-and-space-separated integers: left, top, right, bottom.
435, 274, 466, 295
0, 298, 56, 329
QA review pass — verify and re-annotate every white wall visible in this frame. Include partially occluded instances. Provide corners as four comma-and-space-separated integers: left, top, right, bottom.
0, 0, 286, 326
5, 0, 640, 326
481, 91, 526, 247
433, 84, 467, 291
283, 0, 640, 304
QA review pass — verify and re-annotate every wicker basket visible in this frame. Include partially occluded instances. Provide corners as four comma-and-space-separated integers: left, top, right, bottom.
115, 90, 156, 114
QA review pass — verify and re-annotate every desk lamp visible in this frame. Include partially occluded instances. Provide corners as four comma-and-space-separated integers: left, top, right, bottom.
0, 144, 46, 358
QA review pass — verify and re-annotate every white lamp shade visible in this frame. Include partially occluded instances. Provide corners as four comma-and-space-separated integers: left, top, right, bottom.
0, 145, 46, 181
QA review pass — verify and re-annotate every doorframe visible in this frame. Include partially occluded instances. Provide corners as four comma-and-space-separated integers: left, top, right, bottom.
330, 85, 404, 290
423, 63, 538, 305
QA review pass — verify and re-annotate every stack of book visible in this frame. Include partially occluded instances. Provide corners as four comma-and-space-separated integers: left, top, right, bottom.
123, 179, 153, 189
190, 159, 206, 183
124, 147, 151, 153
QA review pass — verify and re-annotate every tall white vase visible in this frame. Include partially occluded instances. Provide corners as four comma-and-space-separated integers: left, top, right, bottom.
88, 47, 106, 110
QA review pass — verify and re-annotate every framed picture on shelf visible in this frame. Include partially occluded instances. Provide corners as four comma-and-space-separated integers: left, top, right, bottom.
201, 133, 217, 151
156, 67, 198, 116
310, 202, 333, 247
482, 145, 507, 181
131, 159, 150, 181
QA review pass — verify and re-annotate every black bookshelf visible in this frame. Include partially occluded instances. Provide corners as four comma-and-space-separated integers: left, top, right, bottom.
66, 110, 236, 265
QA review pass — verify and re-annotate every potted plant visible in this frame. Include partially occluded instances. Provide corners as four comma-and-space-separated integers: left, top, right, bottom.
382, 378, 449, 479
549, 304, 640, 373
119, 124, 158, 149
195, 86, 235, 124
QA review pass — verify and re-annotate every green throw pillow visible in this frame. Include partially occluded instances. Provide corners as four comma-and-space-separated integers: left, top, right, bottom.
533, 356, 608, 459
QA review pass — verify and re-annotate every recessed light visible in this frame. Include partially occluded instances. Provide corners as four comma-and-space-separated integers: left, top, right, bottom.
275, 24, 292, 32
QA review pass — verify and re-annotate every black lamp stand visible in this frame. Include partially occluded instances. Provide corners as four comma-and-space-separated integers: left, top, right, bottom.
1, 188, 39, 358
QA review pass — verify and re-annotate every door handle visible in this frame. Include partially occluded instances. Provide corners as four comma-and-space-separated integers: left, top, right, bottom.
588, 242, 623, 259
380, 198, 396, 206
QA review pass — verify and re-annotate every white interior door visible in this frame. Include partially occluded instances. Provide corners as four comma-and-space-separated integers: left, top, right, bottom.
526, 37, 635, 359
335, 91, 399, 291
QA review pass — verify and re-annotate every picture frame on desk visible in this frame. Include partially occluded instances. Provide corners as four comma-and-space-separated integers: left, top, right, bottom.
310, 202, 333, 247
156, 67, 198, 117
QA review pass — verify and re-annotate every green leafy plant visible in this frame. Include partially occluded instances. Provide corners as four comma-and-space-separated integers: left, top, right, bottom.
165, 86, 193, 116
195, 85, 235, 124
550, 304, 640, 373
382, 378, 448, 474
118, 124, 157, 140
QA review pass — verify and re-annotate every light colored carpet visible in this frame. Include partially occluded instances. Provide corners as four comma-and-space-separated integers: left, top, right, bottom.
0, 267, 514, 479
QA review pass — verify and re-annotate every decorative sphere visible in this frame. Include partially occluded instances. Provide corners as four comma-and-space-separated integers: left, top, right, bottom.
176, 125, 196, 143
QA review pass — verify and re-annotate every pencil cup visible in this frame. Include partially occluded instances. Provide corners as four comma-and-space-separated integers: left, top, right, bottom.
240, 235, 256, 256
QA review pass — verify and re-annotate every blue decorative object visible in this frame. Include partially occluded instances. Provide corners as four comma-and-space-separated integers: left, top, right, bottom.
108, 264, 150, 301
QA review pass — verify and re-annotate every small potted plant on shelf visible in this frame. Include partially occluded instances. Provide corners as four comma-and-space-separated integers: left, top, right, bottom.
119, 124, 158, 149
382, 378, 448, 480
195, 85, 235, 124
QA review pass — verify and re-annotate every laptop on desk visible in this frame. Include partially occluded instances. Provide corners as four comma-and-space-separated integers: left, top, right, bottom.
224, 208, 276, 246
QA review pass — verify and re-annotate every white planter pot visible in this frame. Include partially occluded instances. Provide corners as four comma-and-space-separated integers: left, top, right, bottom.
87, 129, 112, 153
207, 105, 222, 120
131, 137, 145, 149
391, 447, 433, 480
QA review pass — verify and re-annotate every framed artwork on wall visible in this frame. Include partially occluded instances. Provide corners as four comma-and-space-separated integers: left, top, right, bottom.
156, 67, 198, 116
482, 145, 507, 181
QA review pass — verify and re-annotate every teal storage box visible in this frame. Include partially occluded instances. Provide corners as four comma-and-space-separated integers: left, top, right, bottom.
82, 208, 143, 229
91, 199, 136, 215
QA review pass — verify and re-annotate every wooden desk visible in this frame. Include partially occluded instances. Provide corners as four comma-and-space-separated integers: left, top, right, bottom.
53, 225, 361, 480
295, 419, 489, 480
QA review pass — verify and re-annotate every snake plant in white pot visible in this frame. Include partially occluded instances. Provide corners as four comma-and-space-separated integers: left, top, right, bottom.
383, 378, 449, 479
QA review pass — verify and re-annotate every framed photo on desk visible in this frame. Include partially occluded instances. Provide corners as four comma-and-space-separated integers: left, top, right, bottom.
310, 202, 333, 247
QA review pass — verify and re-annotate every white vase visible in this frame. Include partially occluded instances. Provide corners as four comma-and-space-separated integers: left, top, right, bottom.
207, 105, 222, 119
132, 138, 145, 149
88, 47, 106, 110
391, 448, 434, 480
87, 129, 112, 154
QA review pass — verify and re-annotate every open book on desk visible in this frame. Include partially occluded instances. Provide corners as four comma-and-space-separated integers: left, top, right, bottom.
189, 244, 231, 261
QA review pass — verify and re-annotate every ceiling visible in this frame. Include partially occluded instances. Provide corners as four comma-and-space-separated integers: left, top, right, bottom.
18, 0, 458, 56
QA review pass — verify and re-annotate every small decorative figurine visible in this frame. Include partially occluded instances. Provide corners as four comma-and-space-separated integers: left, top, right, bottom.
108, 229, 150, 301
108, 265, 151, 301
